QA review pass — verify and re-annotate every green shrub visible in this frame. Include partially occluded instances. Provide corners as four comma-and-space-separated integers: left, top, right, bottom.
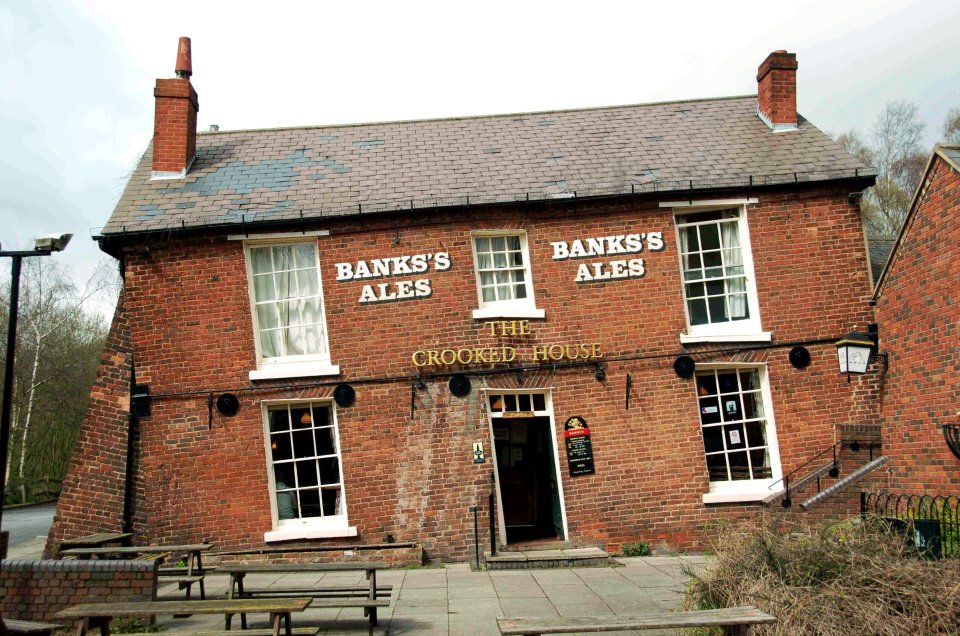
621, 541, 650, 557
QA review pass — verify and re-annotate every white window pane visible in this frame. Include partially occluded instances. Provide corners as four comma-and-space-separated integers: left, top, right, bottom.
275, 272, 293, 300
479, 272, 495, 287
478, 253, 492, 269
257, 304, 280, 330
294, 243, 315, 269
514, 284, 527, 299
493, 252, 507, 268
260, 328, 282, 358
321, 488, 341, 516
250, 247, 273, 274
481, 286, 496, 302
297, 269, 319, 297
273, 245, 294, 271
491, 236, 506, 251
253, 274, 276, 302
700, 225, 721, 250
507, 235, 521, 251
721, 222, 741, 248
475, 237, 489, 251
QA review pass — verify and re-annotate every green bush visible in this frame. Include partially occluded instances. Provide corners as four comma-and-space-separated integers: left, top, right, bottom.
621, 541, 650, 557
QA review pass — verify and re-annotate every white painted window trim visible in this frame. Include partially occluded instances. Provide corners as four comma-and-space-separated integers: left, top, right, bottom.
242, 238, 338, 381
470, 230, 545, 320
261, 399, 356, 543
693, 363, 783, 504
671, 203, 766, 342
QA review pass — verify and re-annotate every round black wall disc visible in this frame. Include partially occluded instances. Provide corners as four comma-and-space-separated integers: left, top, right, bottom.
333, 383, 356, 407
449, 374, 471, 397
673, 355, 696, 379
216, 393, 240, 416
789, 346, 812, 369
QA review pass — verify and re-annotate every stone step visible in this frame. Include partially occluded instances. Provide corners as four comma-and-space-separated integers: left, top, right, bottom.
485, 547, 615, 570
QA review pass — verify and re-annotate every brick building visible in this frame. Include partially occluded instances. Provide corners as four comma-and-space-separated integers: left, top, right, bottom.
873, 144, 960, 495
48, 42, 881, 562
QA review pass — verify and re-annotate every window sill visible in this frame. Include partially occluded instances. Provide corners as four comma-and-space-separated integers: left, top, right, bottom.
249, 362, 341, 381
472, 307, 546, 320
264, 524, 358, 543
680, 331, 771, 344
702, 488, 781, 505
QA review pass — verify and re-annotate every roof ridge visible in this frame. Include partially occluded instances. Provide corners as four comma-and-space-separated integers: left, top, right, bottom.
198, 94, 759, 136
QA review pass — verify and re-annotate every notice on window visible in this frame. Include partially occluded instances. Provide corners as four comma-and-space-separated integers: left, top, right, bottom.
564, 416, 596, 477
728, 430, 741, 445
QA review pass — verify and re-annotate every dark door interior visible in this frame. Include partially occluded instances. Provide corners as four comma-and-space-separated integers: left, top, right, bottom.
493, 416, 561, 543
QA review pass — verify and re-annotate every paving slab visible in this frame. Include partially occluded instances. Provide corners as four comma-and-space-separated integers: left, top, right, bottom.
145, 555, 710, 634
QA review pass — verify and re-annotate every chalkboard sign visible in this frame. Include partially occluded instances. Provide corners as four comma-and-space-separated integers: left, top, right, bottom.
564, 416, 595, 476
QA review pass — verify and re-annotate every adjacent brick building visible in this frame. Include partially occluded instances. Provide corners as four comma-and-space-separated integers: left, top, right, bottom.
49, 41, 883, 561
873, 144, 960, 494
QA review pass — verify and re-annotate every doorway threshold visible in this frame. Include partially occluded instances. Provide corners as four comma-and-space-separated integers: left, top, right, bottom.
484, 546, 615, 570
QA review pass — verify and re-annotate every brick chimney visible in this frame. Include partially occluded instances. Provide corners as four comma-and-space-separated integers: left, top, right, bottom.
151, 37, 199, 179
756, 50, 798, 132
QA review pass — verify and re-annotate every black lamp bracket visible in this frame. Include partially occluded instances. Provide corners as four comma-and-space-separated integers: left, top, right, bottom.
943, 424, 960, 461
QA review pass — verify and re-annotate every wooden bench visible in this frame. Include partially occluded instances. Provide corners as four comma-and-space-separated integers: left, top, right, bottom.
497, 606, 777, 635
5, 618, 61, 635
60, 543, 213, 600
220, 562, 391, 630
115, 630, 320, 636
57, 532, 132, 554
54, 597, 312, 636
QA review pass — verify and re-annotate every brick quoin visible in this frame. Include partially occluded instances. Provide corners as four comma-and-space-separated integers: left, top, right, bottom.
875, 150, 960, 494
51, 184, 882, 561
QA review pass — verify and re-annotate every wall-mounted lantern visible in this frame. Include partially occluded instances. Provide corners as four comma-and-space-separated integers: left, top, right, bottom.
835, 325, 886, 381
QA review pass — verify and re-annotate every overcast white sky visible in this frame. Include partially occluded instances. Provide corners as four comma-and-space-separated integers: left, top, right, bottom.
1, 0, 959, 316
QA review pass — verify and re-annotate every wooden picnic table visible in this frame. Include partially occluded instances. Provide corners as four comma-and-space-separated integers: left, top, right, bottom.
59, 543, 214, 600
58, 532, 132, 552
218, 562, 391, 629
55, 597, 311, 636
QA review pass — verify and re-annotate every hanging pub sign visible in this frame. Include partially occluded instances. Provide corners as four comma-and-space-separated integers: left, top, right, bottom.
564, 416, 595, 477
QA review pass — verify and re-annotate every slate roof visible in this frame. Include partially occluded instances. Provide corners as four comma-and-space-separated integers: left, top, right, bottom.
867, 237, 896, 287
102, 95, 873, 236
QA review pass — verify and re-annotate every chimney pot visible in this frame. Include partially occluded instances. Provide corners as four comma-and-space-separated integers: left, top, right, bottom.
756, 50, 798, 132
175, 36, 192, 79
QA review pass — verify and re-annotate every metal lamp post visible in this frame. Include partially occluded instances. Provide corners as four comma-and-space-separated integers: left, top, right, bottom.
0, 234, 72, 544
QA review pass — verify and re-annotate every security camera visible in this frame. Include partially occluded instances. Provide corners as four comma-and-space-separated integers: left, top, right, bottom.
33, 233, 73, 253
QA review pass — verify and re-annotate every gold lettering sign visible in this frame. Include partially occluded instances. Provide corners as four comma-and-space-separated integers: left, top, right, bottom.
412, 343, 602, 368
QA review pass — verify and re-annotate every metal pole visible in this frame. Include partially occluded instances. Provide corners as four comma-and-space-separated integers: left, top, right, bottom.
489, 472, 497, 557
469, 506, 479, 569
0, 255, 23, 536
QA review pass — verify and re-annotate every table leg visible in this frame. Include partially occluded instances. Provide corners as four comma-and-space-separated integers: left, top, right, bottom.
195, 551, 207, 600
238, 574, 248, 629
75, 618, 88, 636
367, 569, 378, 626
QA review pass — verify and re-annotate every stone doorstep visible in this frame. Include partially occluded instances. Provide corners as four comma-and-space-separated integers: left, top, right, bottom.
484, 547, 614, 570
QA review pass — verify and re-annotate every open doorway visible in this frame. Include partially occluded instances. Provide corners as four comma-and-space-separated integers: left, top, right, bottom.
488, 392, 565, 545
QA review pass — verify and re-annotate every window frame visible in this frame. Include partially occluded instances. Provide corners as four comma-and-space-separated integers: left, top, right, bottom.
242, 237, 340, 380
470, 230, 545, 320
667, 200, 769, 343
692, 364, 783, 504
261, 399, 357, 542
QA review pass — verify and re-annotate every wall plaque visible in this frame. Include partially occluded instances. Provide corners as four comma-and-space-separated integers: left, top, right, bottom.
564, 416, 596, 477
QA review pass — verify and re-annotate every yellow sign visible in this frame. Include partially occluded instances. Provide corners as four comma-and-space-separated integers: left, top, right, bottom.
412, 343, 602, 368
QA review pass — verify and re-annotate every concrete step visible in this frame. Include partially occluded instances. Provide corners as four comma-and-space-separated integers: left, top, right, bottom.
485, 547, 615, 570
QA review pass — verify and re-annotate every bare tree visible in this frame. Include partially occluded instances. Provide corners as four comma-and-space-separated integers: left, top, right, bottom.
943, 107, 960, 145
0, 256, 118, 502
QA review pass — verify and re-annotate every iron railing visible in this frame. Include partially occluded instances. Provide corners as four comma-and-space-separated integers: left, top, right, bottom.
770, 439, 878, 508
861, 492, 960, 558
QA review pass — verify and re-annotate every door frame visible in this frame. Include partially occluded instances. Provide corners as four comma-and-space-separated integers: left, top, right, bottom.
483, 389, 568, 546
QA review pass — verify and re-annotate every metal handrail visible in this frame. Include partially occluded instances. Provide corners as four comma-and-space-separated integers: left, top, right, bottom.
769, 439, 879, 508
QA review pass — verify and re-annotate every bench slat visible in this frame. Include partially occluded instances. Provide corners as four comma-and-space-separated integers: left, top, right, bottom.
240, 584, 392, 597
5, 619, 61, 635
115, 630, 320, 636
497, 607, 777, 634
55, 598, 312, 619
310, 598, 391, 608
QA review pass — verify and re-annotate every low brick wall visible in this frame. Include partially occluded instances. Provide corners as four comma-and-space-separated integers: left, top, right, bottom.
0, 559, 157, 623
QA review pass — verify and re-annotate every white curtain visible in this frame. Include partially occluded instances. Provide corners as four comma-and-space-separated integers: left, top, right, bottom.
721, 222, 747, 319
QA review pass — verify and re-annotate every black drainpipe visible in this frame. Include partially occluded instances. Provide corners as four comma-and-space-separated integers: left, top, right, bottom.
118, 254, 137, 538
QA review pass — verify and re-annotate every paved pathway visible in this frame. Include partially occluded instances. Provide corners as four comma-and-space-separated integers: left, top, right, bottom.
155, 556, 712, 635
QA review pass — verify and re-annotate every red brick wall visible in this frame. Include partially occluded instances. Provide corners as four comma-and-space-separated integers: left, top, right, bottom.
876, 155, 960, 494
59, 186, 877, 561
46, 297, 132, 557
0, 559, 155, 622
